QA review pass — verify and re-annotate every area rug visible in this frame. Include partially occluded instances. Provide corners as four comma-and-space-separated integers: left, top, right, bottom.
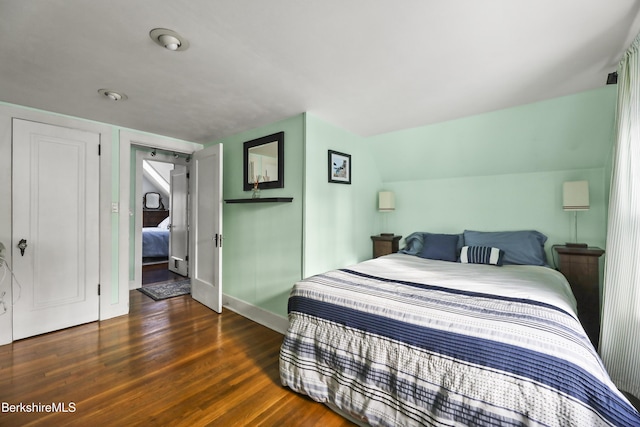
138, 279, 191, 301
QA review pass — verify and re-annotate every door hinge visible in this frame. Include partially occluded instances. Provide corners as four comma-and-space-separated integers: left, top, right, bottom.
185, 255, 189, 262
98, 144, 101, 156
186, 172, 190, 179
98, 284, 101, 296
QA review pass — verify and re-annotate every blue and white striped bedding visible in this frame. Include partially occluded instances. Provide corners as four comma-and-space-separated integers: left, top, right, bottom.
280, 253, 640, 426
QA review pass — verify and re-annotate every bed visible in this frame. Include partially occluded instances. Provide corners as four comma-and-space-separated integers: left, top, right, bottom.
142, 215, 170, 258
279, 231, 640, 426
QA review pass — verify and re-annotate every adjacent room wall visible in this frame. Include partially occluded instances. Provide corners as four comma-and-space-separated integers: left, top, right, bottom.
366, 86, 617, 261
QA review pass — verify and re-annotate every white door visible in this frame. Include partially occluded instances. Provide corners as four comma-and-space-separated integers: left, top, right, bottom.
189, 143, 223, 312
12, 119, 100, 340
169, 165, 188, 276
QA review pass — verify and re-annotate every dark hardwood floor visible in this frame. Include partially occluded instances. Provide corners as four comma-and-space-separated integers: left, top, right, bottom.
142, 262, 185, 286
0, 291, 354, 426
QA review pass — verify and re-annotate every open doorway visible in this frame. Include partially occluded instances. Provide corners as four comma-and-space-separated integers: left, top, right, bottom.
132, 148, 190, 288
142, 159, 181, 286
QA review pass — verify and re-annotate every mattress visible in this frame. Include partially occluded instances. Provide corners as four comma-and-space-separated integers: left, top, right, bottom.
142, 227, 169, 258
279, 253, 640, 426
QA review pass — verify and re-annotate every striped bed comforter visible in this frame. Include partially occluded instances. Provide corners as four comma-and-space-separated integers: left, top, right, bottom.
279, 254, 640, 426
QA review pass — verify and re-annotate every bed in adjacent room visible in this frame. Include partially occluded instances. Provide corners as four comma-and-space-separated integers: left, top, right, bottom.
142, 215, 170, 259
279, 230, 640, 426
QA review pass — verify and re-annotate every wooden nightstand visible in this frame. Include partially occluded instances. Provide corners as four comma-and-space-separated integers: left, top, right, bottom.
371, 234, 402, 258
554, 245, 605, 348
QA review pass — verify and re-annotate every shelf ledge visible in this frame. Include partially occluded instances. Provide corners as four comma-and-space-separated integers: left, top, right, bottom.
224, 197, 293, 204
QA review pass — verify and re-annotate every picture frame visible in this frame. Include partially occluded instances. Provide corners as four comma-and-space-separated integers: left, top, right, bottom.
328, 150, 351, 184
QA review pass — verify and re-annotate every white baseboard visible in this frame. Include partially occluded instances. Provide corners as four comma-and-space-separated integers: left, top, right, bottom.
222, 294, 288, 335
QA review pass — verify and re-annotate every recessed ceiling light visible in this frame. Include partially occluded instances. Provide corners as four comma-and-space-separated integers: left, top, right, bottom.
98, 89, 128, 101
149, 28, 189, 51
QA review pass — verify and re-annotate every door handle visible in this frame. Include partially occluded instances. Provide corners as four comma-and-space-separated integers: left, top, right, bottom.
17, 239, 27, 256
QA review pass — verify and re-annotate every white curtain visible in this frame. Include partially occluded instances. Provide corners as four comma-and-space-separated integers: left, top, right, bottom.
601, 32, 640, 400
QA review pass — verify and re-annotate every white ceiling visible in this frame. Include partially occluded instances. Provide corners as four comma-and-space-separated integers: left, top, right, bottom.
1, 1, 639, 144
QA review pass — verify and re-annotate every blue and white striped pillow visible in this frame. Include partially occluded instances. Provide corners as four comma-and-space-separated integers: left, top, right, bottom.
460, 246, 504, 266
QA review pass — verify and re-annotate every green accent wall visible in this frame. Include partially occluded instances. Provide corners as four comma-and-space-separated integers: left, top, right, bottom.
215, 115, 305, 316
209, 113, 384, 318
303, 113, 382, 277
209, 86, 617, 320
367, 86, 617, 261
369, 86, 616, 182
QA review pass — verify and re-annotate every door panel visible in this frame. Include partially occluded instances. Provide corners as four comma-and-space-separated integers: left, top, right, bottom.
169, 166, 188, 276
190, 144, 222, 313
12, 119, 100, 340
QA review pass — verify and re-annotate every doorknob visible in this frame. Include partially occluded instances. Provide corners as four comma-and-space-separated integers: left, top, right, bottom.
17, 239, 27, 256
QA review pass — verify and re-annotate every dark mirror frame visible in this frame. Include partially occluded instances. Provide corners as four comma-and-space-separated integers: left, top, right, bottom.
243, 131, 285, 191
143, 191, 163, 209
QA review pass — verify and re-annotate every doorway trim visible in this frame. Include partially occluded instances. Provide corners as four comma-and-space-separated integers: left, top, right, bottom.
118, 131, 203, 295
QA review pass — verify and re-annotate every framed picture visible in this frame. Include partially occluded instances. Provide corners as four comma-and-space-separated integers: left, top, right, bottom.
328, 150, 351, 184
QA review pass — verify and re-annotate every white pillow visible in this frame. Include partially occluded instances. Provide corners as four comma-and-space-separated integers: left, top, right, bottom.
157, 216, 170, 229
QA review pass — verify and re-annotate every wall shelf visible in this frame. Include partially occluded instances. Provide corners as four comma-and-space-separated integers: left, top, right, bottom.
224, 197, 293, 204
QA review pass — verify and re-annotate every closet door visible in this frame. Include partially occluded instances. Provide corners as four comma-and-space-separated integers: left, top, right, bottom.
12, 119, 100, 339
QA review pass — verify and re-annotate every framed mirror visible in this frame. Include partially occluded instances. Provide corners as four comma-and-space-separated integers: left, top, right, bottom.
243, 131, 284, 191
143, 192, 163, 209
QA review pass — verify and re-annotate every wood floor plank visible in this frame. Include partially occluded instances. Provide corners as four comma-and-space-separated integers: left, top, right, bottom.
0, 290, 353, 426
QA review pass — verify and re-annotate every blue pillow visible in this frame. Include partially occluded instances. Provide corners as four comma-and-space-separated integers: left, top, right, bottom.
400, 232, 464, 256
419, 233, 459, 262
460, 246, 504, 266
399, 232, 426, 255
463, 230, 547, 266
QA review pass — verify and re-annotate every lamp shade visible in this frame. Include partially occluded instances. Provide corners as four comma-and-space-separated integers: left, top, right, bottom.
563, 181, 589, 211
378, 191, 395, 211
